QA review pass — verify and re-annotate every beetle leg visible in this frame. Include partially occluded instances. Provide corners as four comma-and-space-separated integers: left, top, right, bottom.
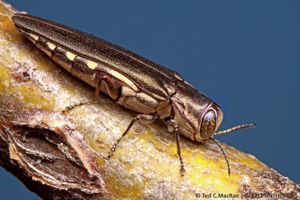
108, 114, 157, 158
175, 126, 185, 176
165, 118, 185, 176
94, 78, 102, 100
63, 75, 118, 113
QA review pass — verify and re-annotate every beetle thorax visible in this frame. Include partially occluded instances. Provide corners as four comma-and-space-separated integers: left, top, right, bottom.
170, 81, 223, 142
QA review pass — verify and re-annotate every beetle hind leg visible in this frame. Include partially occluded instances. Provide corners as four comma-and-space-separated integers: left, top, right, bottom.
63, 76, 118, 113
62, 78, 102, 113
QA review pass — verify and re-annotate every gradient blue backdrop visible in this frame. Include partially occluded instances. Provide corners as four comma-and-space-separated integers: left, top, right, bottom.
2, 1, 300, 199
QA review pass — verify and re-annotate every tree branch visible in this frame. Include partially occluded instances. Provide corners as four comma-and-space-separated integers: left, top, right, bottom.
0, 1, 299, 199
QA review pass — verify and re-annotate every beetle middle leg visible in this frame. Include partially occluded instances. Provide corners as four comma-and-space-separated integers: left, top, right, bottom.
108, 113, 157, 158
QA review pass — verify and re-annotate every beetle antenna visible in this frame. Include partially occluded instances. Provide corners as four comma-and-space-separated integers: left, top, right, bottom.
214, 123, 256, 136
210, 138, 231, 176
211, 123, 256, 176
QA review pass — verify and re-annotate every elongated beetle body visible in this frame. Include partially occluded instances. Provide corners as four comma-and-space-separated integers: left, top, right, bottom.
12, 13, 255, 176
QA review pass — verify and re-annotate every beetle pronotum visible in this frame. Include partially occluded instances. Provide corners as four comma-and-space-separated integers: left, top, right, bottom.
12, 13, 255, 176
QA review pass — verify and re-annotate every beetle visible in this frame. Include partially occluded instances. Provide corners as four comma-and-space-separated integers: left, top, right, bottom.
12, 13, 255, 176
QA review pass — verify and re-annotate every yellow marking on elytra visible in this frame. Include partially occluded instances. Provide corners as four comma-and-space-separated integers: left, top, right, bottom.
29, 33, 39, 42
110, 70, 138, 91
47, 42, 56, 50
174, 73, 183, 81
87, 60, 98, 69
66, 51, 76, 61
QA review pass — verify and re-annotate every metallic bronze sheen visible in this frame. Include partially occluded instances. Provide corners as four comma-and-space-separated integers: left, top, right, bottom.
12, 13, 224, 142
12, 13, 229, 176
12, 14, 183, 100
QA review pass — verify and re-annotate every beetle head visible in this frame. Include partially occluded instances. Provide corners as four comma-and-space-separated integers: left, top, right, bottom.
170, 82, 223, 142
196, 102, 223, 141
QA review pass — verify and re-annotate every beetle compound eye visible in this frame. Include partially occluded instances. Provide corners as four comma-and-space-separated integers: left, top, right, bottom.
200, 111, 216, 139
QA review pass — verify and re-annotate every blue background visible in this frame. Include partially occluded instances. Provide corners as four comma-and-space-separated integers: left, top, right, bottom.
3, 1, 300, 199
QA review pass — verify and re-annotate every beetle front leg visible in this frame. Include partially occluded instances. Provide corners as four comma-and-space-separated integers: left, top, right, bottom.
108, 113, 157, 158
175, 127, 185, 176
165, 118, 185, 176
